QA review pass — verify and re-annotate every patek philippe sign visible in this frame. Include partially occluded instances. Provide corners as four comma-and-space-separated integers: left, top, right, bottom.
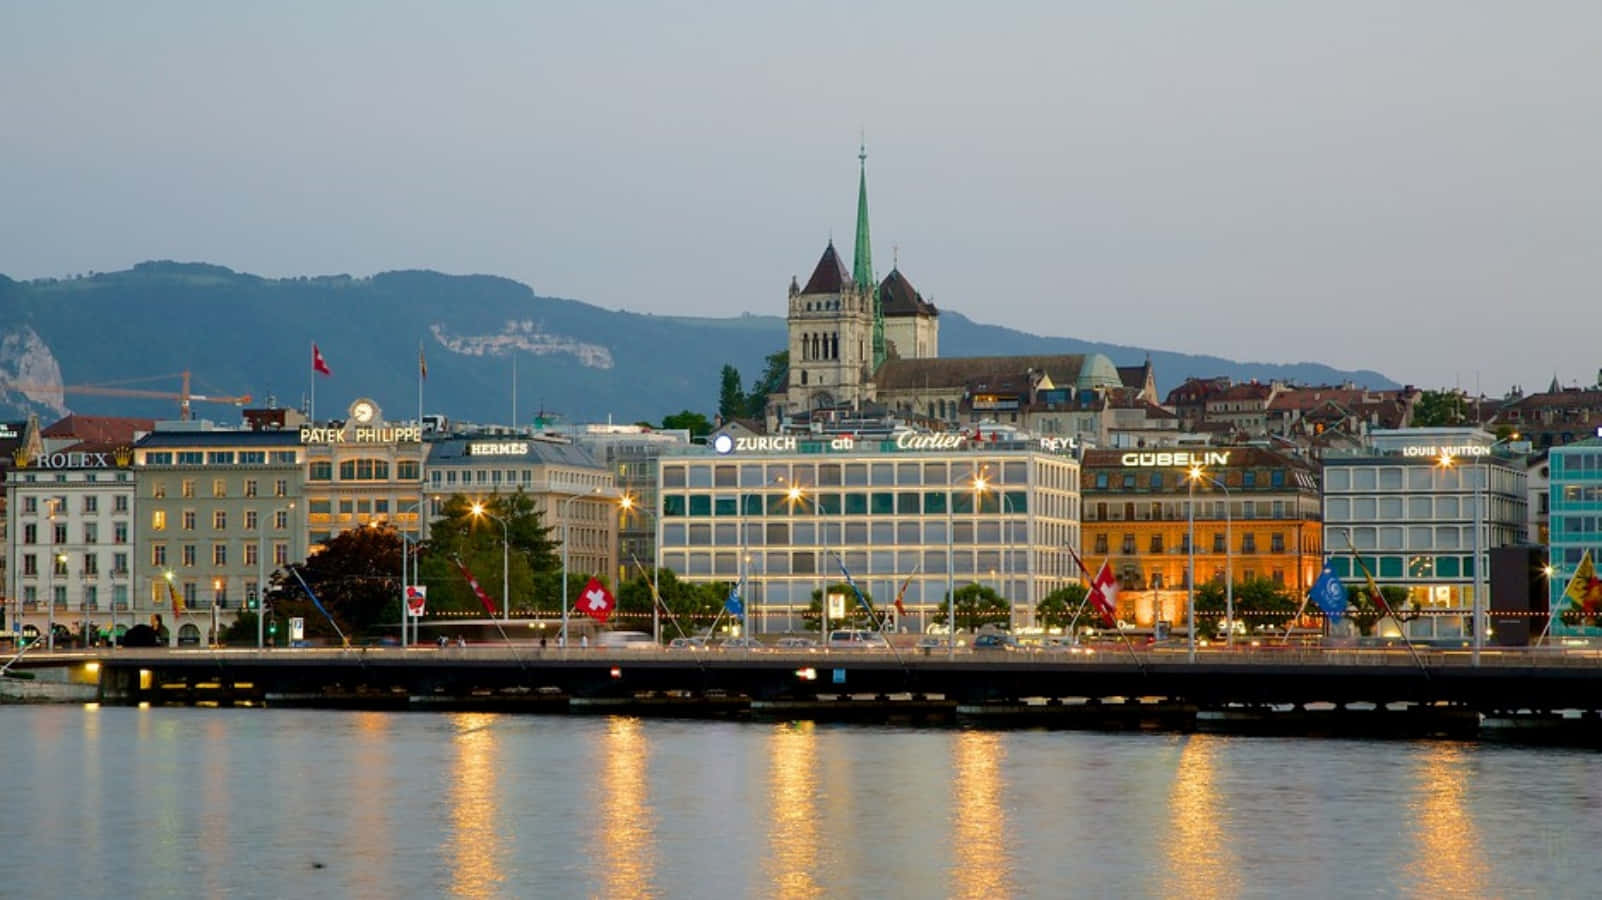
468, 441, 530, 456
299, 425, 423, 445
1400, 445, 1491, 458
1120, 450, 1231, 468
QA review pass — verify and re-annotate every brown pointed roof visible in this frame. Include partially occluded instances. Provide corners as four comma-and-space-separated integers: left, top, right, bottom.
42, 415, 155, 445
879, 268, 937, 317
800, 242, 850, 295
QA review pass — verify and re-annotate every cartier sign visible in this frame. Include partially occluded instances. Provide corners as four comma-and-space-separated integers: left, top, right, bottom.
895, 433, 967, 451
1120, 450, 1231, 468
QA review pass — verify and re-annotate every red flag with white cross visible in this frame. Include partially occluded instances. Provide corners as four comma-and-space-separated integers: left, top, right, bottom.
578, 577, 615, 623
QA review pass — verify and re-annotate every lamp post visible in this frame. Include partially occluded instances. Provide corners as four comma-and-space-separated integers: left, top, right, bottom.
618, 495, 660, 642
947, 468, 988, 659
469, 502, 510, 623
49, 552, 66, 651
1186, 471, 1197, 663
1188, 467, 1233, 648
559, 487, 605, 647
259, 502, 295, 649
1440, 437, 1513, 667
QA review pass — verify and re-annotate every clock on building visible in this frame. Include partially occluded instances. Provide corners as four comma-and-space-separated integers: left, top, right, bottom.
349, 398, 380, 425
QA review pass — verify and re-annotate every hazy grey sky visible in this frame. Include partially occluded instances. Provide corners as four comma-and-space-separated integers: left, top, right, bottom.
5, 1, 1600, 394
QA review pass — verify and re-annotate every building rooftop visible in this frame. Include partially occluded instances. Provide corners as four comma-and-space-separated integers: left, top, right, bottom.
425, 435, 604, 469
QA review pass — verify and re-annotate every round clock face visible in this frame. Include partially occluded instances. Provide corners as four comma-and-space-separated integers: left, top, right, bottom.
351, 401, 376, 424
712, 434, 734, 454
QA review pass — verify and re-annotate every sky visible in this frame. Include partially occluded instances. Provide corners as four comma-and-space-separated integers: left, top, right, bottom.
4, 1, 1600, 395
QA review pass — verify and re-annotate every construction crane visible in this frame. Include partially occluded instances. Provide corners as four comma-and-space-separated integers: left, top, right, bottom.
1, 370, 252, 421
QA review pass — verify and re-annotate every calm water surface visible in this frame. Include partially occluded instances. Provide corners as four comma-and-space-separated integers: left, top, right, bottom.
3, 706, 1599, 898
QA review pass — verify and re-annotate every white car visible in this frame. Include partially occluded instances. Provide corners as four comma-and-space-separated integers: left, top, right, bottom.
827, 629, 890, 649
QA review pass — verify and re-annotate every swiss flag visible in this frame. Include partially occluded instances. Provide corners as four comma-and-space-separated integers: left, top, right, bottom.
312, 343, 332, 376
1088, 562, 1119, 627
578, 577, 615, 623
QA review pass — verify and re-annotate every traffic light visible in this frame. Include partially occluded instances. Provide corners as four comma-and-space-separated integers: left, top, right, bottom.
246, 587, 258, 611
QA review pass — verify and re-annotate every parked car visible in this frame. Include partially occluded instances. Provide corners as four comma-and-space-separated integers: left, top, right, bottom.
972, 633, 1019, 651
775, 637, 818, 650
667, 637, 709, 651
719, 637, 765, 651
827, 629, 890, 649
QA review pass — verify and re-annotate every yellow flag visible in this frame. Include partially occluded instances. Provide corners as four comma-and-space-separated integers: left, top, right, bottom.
167, 580, 184, 615
1563, 550, 1602, 612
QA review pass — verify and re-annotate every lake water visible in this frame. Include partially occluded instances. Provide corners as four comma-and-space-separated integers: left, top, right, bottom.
3, 706, 1598, 898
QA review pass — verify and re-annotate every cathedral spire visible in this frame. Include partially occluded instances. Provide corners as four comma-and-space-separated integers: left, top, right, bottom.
854, 142, 886, 371
852, 143, 873, 291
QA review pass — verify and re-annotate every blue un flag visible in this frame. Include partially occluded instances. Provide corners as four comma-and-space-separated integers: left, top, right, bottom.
1309, 564, 1347, 621
725, 587, 744, 617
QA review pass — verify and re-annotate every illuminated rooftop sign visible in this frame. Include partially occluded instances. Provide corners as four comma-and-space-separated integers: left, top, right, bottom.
1400, 445, 1490, 458
468, 441, 530, 456
1120, 450, 1231, 468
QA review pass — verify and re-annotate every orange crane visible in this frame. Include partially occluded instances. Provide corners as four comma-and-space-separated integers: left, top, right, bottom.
2, 370, 251, 420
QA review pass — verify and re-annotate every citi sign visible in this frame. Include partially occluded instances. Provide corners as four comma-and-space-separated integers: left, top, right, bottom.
1120, 450, 1231, 468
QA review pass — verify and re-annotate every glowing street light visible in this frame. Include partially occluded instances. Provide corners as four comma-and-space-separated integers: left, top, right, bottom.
1188, 465, 1233, 649
618, 494, 661, 642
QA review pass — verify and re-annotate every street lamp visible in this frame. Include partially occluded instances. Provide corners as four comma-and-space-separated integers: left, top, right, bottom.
258, 502, 295, 649
1188, 466, 1233, 648
560, 486, 605, 647
974, 480, 1017, 633
49, 551, 67, 651
469, 502, 510, 623
618, 494, 660, 642
947, 467, 989, 659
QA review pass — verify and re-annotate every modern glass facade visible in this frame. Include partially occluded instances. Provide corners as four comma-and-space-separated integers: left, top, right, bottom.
1547, 440, 1602, 637
657, 439, 1080, 633
1323, 452, 1526, 639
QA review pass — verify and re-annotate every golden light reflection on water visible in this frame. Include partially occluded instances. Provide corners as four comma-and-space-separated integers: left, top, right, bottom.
200, 716, 233, 897
1408, 744, 1487, 898
1162, 737, 1239, 899
951, 730, 1011, 899
764, 722, 820, 899
349, 712, 391, 898
599, 717, 657, 900
449, 713, 504, 898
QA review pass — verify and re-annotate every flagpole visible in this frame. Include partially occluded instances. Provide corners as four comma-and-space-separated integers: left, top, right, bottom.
1338, 529, 1429, 676
309, 340, 315, 422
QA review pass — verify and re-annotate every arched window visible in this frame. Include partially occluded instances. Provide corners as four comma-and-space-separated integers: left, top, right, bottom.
338, 458, 391, 481
801, 370, 808, 386
177, 623, 202, 646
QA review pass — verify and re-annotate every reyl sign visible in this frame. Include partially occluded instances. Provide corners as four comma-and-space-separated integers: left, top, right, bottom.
1120, 450, 1232, 468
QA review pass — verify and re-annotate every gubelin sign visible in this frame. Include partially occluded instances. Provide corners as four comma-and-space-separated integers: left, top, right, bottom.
1120, 450, 1232, 468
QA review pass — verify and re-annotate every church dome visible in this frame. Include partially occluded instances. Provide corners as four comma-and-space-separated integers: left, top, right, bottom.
1076, 353, 1123, 391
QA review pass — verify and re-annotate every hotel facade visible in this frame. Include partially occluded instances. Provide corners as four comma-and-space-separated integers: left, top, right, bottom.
1079, 446, 1323, 628
657, 432, 1081, 633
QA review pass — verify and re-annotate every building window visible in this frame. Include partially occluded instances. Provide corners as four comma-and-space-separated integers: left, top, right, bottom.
114, 522, 128, 544
245, 510, 258, 530
1213, 533, 1226, 553
1150, 534, 1164, 553
182, 510, 196, 531
23, 496, 37, 514
114, 495, 128, 512
183, 583, 197, 608
152, 545, 167, 567
1121, 533, 1136, 554
274, 510, 288, 529
1271, 533, 1285, 553
273, 543, 288, 565
213, 544, 227, 566
338, 459, 390, 481
397, 460, 420, 480
245, 543, 259, 566
22, 523, 36, 545
53, 523, 67, 544
84, 522, 98, 544
22, 554, 36, 576
213, 510, 227, 530
213, 478, 226, 498
153, 482, 167, 499
1242, 534, 1257, 553
113, 552, 128, 575
245, 479, 258, 498
54, 554, 68, 577
310, 462, 333, 481
83, 554, 98, 576
182, 545, 196, 567
275, 479, 288, 497
83, 495, 98, 513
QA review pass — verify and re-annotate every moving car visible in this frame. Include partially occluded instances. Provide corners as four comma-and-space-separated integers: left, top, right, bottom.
598, 631, 657, 650
827, 630, 890, 649
667, 637, 709, 651
719, 637, 764, 651
775, 637, 818, 650
972, 633, 1019, 651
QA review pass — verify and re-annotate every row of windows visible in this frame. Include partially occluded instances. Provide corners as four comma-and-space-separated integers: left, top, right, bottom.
663, 519, 1033, 549
663, 490, 1034, 518
149, 543, 289, 567
149, 509, 290, 532
1324, 465, 1522, 493
18, 551, 130, 577
1090, 532, 1290, 554
308, 460, 422, 481
1088, 468, 1295, 492
1556, 484, 1602, 506
664, 548, 1035, 578
1328, 525, 1486, 551
16, 584, 130, 609
662, 460, 1044, 490
18, 494, 129, 514
11, 472, 131, 484
142, 450, 297, 466
151, 478, 290, 498
18, 522, 129, 544
1326, 555, 1479, 581
1087, 499, 1312, 522
1552, 453, 1602, 477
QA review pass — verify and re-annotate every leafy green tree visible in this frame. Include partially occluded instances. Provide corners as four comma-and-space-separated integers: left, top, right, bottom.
419, 492, 560, 614
1346, 584, 1415, 635
718, 364, 745, 421
929, 582, 1011, 633
220, 612, 258, 645
662, 409, 713, 437
1411, 389, 1467, 427
744, 349, 788, 418
266, 526, 404, 640
803, 582, 878, 632
1037, 583, 1090, 630
1192, 577, 1298, 634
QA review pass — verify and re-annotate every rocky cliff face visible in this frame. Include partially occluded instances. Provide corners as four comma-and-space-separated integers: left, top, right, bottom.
0, 325, 69, 418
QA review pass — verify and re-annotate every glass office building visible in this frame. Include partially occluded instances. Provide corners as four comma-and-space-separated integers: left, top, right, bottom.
1547, 439, 1602, 637
657, 435, 1081, 633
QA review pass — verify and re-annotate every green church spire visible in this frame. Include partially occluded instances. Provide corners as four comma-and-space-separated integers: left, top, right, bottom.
854, 142, 886, 370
